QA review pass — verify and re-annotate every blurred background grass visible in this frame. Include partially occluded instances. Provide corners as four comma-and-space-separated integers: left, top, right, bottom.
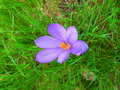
0, 0, 120, 89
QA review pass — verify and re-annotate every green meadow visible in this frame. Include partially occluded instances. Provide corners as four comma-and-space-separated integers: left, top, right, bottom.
0, 0, 120, 89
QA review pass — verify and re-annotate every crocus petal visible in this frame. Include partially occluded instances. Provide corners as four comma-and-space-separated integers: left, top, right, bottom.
57, 50, 70, 64
48, 23, 67, 42
34, 36, 62, 48
36, 48, 63, 63
67, 26, 78, 45
70, 40, 89, 56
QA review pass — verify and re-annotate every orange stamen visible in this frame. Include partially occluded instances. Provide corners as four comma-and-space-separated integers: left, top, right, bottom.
59, 42, 71, 50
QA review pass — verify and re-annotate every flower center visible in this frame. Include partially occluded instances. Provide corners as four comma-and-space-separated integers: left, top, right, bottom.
59, 42, 71, 50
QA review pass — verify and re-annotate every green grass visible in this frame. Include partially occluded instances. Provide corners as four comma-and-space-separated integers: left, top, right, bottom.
0, 0, 120, 89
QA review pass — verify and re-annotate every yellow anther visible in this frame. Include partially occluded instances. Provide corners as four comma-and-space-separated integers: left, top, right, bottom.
59, 42, 71, 50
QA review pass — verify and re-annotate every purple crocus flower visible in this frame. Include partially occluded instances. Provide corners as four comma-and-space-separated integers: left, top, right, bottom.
35, 23, 89, 64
